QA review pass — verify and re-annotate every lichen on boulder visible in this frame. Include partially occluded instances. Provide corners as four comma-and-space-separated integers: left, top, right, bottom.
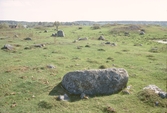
61, 68, 129, 95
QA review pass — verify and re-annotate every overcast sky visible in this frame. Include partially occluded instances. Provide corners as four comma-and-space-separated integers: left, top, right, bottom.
0, 0, 167, 22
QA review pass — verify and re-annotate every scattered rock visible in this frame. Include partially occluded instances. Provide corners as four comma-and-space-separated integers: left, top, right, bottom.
124, 32, 129, 36
24, 46, 31, 50
14, 34, 19, 38
34, 44, 45, 48
47, 64, 55, 69
1, 44, 14, 50
78, 37, 88, 41
139, 31, 145, 35
24, 37, 32, 40
105, 42, 111, 44
111, 43, 117, 46
98, 35, 105, 40
159, 91, 167, 99
122, 85, 132, 94
61, 68, 129, 95
51, 33, 57, 37
57, 30, 65, 37
57, 94, 69, 101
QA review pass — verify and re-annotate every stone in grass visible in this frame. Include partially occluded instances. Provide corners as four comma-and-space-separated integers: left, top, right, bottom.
57, 94, 69, 101
57, 30, 65, 37
1, 44, 14, 50
98, 35, 105, 40
158, 92, 167, 99
62, 68, 129, 95
24, 37, 32, 40
122, 85, 132, 94
47, 64, 55, 69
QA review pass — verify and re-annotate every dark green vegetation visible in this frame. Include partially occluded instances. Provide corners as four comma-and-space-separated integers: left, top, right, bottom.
0, 24, 167, 113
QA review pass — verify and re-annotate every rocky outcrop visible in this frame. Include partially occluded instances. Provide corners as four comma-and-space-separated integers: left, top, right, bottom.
61, 68, 129, 95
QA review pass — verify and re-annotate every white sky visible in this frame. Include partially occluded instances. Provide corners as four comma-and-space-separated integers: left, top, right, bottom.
0, 0, 167, 22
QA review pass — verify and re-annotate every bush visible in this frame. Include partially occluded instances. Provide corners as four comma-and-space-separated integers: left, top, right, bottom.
92, 24, 100, 29
0, 23, 9, 29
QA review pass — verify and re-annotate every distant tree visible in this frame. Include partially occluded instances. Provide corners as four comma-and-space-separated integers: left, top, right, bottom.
53, 21, 60, 31
38, 22, 42, 26
92, 24, 100, 29
0, 23, 9, 29
17, 23, 24, 29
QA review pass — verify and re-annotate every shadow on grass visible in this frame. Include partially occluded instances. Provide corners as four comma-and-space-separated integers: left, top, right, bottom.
48, 82, 81, 102
49, 83, 123, 102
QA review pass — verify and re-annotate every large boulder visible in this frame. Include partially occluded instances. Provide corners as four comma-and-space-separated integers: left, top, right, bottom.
57, 30, 65, 37
61, 68, 129, 95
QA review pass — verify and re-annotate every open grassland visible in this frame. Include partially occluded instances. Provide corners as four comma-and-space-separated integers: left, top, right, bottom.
0, 24, 167, 113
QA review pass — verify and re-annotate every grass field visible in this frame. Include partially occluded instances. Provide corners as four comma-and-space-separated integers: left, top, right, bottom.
0, 24, 167, 113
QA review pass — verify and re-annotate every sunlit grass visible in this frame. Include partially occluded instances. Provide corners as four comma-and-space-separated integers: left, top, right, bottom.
0, 25, 167, 113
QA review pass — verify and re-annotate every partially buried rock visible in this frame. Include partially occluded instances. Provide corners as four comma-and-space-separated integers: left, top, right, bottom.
47, 64, 55, 69
61, 68, 129, 95
24, 37, 32, 40
98, 35, 105, 40
1, 44, 14, 50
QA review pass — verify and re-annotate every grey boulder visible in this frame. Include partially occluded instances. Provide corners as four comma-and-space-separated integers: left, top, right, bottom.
57, 30, 65, 37
61, 68, 129, 95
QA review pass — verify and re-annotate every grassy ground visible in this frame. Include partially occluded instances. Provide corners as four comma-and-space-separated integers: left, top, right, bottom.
0, 24, 167, 113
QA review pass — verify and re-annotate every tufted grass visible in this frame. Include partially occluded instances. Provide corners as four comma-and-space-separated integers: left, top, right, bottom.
0, 24, 167, 113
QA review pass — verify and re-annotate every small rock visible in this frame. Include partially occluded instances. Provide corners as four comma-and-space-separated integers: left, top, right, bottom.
98, 35, 105, 40
158, 92, 167, 99
47, 65, 55, 69
24, 37, 32, 40
111, 43, 117, 46
105, 42, 111, 44
155, 101, 159, 106
57, 94, 69, 101
122, 89, 130, 94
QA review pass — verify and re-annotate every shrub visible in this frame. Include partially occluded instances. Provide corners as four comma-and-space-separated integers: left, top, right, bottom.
92, 24, 100, 29
0, 23, 9, 29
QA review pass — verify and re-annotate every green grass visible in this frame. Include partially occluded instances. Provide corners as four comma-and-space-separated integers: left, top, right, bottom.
0, 24, 167, 113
